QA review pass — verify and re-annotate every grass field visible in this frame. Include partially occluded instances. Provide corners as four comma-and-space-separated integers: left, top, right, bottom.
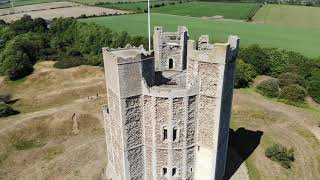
80, 13, 320, 57
0, 0, 62, 9
253, 4, 320, 28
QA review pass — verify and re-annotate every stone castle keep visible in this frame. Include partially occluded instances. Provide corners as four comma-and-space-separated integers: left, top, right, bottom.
102, 26, 240, 180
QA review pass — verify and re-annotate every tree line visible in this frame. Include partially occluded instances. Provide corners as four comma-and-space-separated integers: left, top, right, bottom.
0, 15, 148, 80
236, 44, 320, 105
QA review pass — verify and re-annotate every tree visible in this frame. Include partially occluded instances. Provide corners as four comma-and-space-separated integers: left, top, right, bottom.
239, 44, 271, 75
235, 59, 257, 88
0, 33, 45, 79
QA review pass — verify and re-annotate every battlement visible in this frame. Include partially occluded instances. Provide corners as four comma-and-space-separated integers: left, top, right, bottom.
102, 44, 152, 65
187, 35, 240, 64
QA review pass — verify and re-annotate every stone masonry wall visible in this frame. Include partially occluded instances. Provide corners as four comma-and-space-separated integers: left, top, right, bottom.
143, 95, 154, 180
172, 97, 185, 149
186, 95, 197, 147
186, 59, 198, 85
124, 95, 144, 179
124, 96, 143, 149
198, 62, 219, 97
186, 147, 195, 179
155, 97, 169, 179
108, 89, 125, 179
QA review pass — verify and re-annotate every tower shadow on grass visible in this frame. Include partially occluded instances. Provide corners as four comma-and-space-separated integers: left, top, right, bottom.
224, 127, 263, 180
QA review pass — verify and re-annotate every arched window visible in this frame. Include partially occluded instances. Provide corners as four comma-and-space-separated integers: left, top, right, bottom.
173, 127, 178, 141
163, 126, 168, 141
169, 58, 173, 69
162, 168, 168, 176
172, 167, 177, 176
163, 167, 167, 176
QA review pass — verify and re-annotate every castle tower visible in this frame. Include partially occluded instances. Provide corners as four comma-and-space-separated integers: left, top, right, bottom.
102, 27, 240, 180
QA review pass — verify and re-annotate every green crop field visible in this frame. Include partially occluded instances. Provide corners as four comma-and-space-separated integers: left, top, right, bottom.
80, 13, 320, 57
99, 1, 174, 11
0, 0, 62, 9
253, 4, 320, 28
102, 2, 260, 20
152, 2, 260, 20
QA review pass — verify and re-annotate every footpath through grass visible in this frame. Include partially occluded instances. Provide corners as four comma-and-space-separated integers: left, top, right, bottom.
80, 13, 320, 57
253, 4, 320, 28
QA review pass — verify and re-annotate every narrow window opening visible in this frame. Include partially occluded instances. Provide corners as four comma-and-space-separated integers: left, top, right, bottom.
169, 58, 173, 69
163, 127, 168, 141
190, 168, 193, 173
172, 168, 176, 176
173, 127, 178, 141
163, 167, 167, 176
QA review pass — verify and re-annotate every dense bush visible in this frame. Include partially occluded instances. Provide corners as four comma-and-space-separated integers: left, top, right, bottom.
307, 71, 320, 103
278, 72, 305, 88
0, 102, 19, 117
256, 79, 279, 98
265, 143, 294, 169
235, 59, 257, 88
0, 16, 148, 80
278, 84, 307, 105
53, 57, 87, 69
239, 44, 271, 75
239, 44, 320, 104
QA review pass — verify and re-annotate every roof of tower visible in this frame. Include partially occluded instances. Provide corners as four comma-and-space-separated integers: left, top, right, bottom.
105, 44, 150, 59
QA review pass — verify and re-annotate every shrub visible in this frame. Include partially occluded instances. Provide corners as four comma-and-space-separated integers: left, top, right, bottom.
265, 143, 294, 169
0, 94, 12, 104
53, 57, 87, 69
278, 84, 307, 105
14, 139, 45, 150
307, 71, 320, 104
256, 79, 279, 98
0, 102, 19, 117
235, 59, 257, 88
278, 72, 305, 88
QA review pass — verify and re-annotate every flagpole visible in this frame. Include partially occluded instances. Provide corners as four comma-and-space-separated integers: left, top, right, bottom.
147, 0, 151, 51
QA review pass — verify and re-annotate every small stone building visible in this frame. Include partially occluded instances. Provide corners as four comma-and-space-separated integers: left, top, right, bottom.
102, 26, 240, 180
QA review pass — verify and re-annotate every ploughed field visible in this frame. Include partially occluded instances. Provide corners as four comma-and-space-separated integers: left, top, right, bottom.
0, 1, 127, 22
253, 4, 320, 28
69, 0, 144, 5
0, 0, 63, 9
80, 13, 320, 57
101, 1, 260, 20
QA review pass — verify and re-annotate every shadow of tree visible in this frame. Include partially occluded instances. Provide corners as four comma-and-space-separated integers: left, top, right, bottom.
224, 127, 263, 179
